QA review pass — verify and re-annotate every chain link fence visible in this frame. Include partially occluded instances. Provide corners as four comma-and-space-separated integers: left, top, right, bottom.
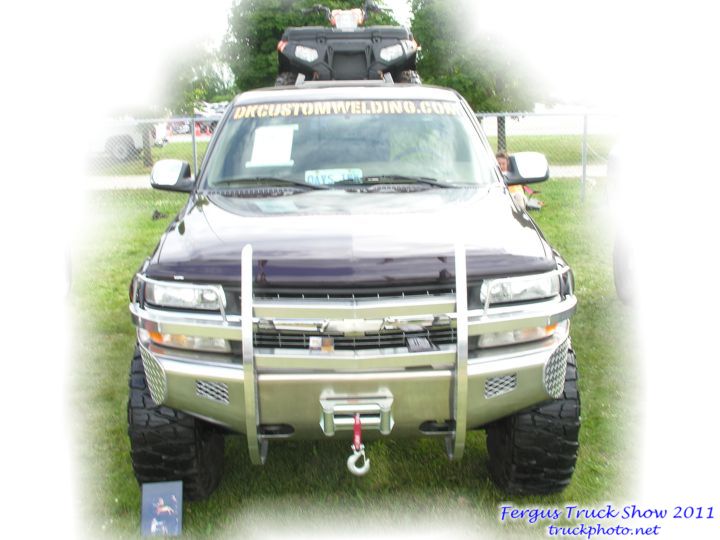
87, 112, 617, 194
86, 116, 223, 189
477, 112, 618, 198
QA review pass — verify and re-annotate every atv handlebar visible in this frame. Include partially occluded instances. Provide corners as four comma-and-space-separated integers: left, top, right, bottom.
302, 4, 332, 21
364, 1, 384, 14
302, 1, 385, 22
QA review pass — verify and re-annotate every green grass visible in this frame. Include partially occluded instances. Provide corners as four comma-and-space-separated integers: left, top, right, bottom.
70, 180, 634, 537
487, 134, 614, 165
87, 141, 210, 176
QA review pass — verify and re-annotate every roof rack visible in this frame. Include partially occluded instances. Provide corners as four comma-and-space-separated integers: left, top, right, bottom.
292, 72, 395, 88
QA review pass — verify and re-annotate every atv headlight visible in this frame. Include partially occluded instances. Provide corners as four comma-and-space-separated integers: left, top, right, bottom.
295, 45, 319, 63
469, 272, 560, 308
380, 43, 404, 62
144, 280, 225, 311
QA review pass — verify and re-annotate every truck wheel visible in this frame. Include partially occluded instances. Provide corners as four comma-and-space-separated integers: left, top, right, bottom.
395, 70, 422, 84
275, 71, 298, 87
485, 349, 580, 494
127, 347, 224, 500
106, 136, 134, 161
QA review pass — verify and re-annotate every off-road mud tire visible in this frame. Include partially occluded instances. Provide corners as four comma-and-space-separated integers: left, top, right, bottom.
486, 350, 580, 494
127, 347, 224, 500
395, 70, 422, 84
275, 71, 299, 87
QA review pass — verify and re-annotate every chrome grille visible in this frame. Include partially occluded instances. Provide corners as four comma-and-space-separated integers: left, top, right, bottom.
196, 380, 230, 405
484, 374, 517, 399
140, 348, 167, 405
544, 339, 569, 398
226, 285, 455, 302
253, 327, 457, 350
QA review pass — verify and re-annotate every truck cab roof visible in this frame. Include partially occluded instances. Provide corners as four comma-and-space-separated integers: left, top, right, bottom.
232, 83, 463, 105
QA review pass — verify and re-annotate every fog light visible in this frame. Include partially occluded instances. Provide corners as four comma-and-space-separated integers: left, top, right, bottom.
476, 321, 566, 349
139, 328, 230, 353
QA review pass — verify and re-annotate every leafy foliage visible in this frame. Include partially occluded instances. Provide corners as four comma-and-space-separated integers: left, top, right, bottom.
163, 48, 235, 115
223, 0, 397, 91
411, 0, 546, 111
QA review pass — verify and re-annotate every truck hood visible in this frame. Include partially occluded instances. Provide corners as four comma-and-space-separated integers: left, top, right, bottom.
147, 186, 555, 286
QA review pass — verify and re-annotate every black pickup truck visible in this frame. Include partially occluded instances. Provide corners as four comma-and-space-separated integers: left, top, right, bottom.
128, 81, 579, 500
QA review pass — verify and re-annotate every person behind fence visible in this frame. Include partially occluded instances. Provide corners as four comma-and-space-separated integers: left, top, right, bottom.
496, 151, 528, 210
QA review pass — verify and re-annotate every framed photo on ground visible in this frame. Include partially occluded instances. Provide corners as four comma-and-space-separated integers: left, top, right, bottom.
141, 481, 182, 536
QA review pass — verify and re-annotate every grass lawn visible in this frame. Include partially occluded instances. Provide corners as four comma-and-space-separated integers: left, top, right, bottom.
70, 179, 634, 537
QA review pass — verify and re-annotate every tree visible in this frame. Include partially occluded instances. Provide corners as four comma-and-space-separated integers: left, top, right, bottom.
223, 0, 397, 91
163, 48, 235, 115
410, 0, 546, 113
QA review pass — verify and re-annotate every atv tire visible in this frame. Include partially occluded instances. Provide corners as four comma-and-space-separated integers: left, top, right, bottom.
395, 70, 422, 84
127, 347, 224, 500
486, 349, 580, 494
275, 71, 298, 87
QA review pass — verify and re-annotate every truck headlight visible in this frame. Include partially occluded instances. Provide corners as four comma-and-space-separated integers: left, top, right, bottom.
144, 280, 225, 311
380, 43, 404, 62
469, 272, 560, 308
295, 45, 319, 63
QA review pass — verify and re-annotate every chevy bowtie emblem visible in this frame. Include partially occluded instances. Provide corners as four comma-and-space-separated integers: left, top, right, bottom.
309, 336, 335, 353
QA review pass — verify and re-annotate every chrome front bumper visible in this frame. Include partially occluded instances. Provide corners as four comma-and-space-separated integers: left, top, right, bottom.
131, 245, 576, 464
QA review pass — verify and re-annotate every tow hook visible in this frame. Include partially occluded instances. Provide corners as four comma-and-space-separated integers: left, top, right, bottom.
346, 413, 370, 476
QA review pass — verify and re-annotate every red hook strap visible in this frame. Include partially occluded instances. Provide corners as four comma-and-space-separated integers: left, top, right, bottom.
353, 413, 362, 451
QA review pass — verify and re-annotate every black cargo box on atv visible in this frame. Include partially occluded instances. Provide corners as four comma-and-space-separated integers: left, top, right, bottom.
277, 25, 419, 82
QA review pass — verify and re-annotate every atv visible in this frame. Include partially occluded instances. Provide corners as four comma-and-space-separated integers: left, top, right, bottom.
276, 1, 421, 85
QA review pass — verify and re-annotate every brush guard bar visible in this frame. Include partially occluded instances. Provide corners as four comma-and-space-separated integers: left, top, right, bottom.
131, 244, 576, 467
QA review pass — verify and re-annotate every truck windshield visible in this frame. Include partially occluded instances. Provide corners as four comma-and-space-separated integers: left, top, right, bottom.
203, 99, 495, 189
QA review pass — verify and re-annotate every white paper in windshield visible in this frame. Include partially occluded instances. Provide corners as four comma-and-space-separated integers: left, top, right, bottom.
246, 125, 298, 168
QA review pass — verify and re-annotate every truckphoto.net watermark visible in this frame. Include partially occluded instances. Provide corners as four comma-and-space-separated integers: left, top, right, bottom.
498, 503, 716, 538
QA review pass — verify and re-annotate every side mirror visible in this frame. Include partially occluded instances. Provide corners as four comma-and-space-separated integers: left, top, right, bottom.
150, 159, 194, 192
504, 152, 549, 185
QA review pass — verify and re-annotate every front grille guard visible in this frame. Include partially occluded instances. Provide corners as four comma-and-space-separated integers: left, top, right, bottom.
132, 246, 574, 465
237, 243, 473, 464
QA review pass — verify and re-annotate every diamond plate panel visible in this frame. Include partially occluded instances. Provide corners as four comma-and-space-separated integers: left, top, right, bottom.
544, 339, 569, 398
484, 374, 517, 399
196, 380, 230, 405
140, 348, 167, 405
